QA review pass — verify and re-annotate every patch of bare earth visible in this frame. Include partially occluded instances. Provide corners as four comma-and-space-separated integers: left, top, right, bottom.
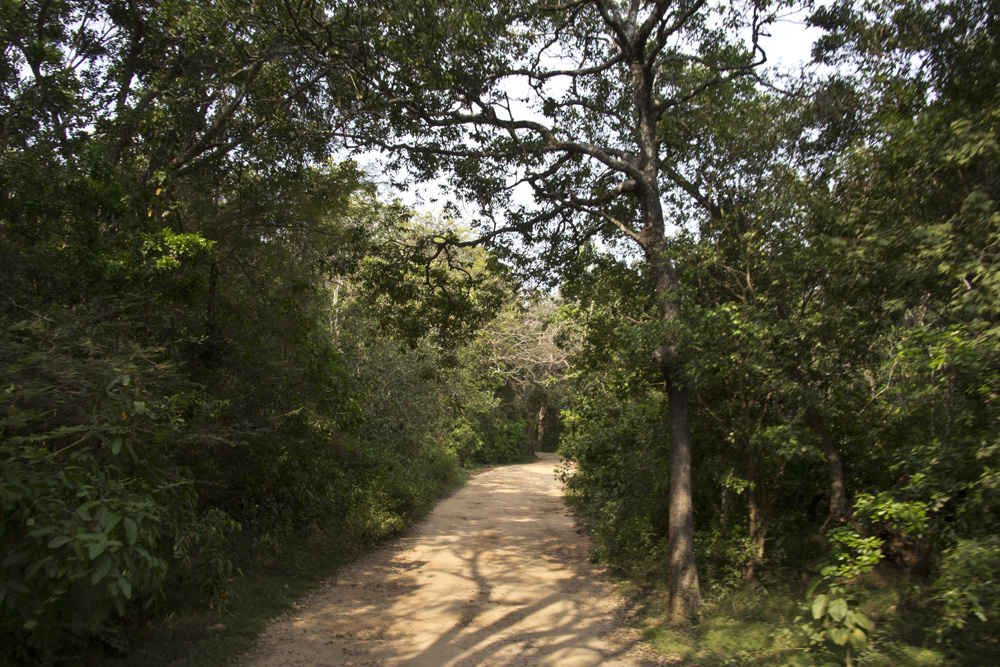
238, 453, 678, 666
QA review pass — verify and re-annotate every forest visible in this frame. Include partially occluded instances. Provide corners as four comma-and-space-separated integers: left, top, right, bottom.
1, 0, 997, 665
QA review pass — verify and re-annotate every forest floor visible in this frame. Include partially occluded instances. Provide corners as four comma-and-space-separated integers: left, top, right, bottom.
236, 453, 677, 667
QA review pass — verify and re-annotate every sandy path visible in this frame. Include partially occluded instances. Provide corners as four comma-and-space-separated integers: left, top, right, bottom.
238, 453, 674, 667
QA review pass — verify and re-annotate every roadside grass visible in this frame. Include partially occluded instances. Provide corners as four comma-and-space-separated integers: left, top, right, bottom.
634, 582, 799, 666
562, 489, 977, 667
100, 469, 470, 667
619, 570, 971, 666
101, 530, 359, 667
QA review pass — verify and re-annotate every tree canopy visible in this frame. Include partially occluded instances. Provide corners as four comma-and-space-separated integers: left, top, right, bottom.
2, 0, 999, 663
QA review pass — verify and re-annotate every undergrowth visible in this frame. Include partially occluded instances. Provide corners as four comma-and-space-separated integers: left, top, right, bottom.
96, 466, 469, 667
606, 564, 997, 667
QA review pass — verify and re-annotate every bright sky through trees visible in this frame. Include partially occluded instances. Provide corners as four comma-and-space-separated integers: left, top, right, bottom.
363, 4, 823, 219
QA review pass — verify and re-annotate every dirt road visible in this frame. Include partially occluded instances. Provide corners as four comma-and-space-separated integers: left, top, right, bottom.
238, 453, 674, 666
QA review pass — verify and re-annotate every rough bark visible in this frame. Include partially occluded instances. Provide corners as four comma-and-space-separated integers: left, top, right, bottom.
720, 483, 734, 528
206, 261, 218, 336
806, 406, 848, 527
533, 401, 546, 453
643, 227, 701, 621
665, 378, 701, 619
745, 449, 768, 583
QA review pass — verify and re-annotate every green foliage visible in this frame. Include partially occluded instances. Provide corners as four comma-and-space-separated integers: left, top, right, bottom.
697, 527, 757, 593
788, 492, 931, 667
0, 15, 505, 652
347, 208, 511, 348
432, 297, 568, 465
822, 528, 885, 583
559, 371, 671, 579
3, 0, 1000, 662
0, 444, 237, 663
446, 414, 528, 465
852, 493, 929, 540
934, 536, 1000, 642
791, 574, 875, 667
342, 441, 463, 542
0, 293, 241, 660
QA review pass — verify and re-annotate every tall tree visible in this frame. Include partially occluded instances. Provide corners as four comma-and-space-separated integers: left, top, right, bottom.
326, 0, 786, 620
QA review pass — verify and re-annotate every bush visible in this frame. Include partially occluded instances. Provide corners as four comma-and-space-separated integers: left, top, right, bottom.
448, 414, 529, 465
559, 386, 671, 578
934, 536, 1000, 643
345, 441, 463, 542
0, 446, 237, 663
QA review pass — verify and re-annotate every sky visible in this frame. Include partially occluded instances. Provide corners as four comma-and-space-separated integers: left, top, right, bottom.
760, 4, 825, 69
359, 3, 827, 218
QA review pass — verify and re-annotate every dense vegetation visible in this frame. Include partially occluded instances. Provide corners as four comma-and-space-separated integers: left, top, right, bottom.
1, 0, 997, 665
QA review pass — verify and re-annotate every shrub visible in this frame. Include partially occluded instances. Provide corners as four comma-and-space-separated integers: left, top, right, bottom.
934, 536, 1000, 642
0, 446, 237, 663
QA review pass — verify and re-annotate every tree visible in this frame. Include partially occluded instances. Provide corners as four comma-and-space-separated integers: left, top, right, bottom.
455, 294, 571, 458
326, 0, 788, 619
0, 1, 419, 654
804, 0, 1000, 644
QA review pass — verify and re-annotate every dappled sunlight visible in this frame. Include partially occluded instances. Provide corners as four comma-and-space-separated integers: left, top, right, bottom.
242, 454, 670, 666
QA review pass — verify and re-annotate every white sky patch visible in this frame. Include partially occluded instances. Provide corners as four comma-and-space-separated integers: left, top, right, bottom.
759, 5, 822, 70
363, 5, 827, 223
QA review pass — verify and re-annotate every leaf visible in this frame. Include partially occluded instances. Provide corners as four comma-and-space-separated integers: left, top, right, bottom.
828, 597, 848, 622
47, 535, 73, 549
111, 437, 123, 455
811, 593, 829, 620
26, 525, 56, 538
847, 609, 873, 632
92, 598, 114, 626
76, 500, 100, 521
7, 580, 29, 594
850, 627, 868, 649
119, 576, 132, 599
85, 534, 108, 559
2, 551, 29, 568
828, 627, 849, 645
91, 553, 113, 585
25, 558, 47, 580
124, 517, 138, 545
103, 511, 122, 533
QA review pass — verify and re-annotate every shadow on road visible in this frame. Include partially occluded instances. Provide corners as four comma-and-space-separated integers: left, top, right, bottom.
242, 454, 666, 667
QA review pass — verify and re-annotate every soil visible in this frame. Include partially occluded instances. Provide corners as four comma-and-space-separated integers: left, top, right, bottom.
237, 453, 677, 667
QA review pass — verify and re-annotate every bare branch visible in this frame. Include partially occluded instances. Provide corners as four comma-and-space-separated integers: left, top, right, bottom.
509, 51, 625, 80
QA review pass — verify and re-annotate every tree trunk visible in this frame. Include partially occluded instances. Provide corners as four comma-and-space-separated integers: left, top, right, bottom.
721, 483, 734, 529
206, 261, 218, 336
665, 377, 702, 620
639, 194, 701, 621
745, 448, 768, 583
643, 236, 701, 620
806, 406, 848, 526
641, 230, 699, 620
533, 401, 546, 453
631, 42, 701, 620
